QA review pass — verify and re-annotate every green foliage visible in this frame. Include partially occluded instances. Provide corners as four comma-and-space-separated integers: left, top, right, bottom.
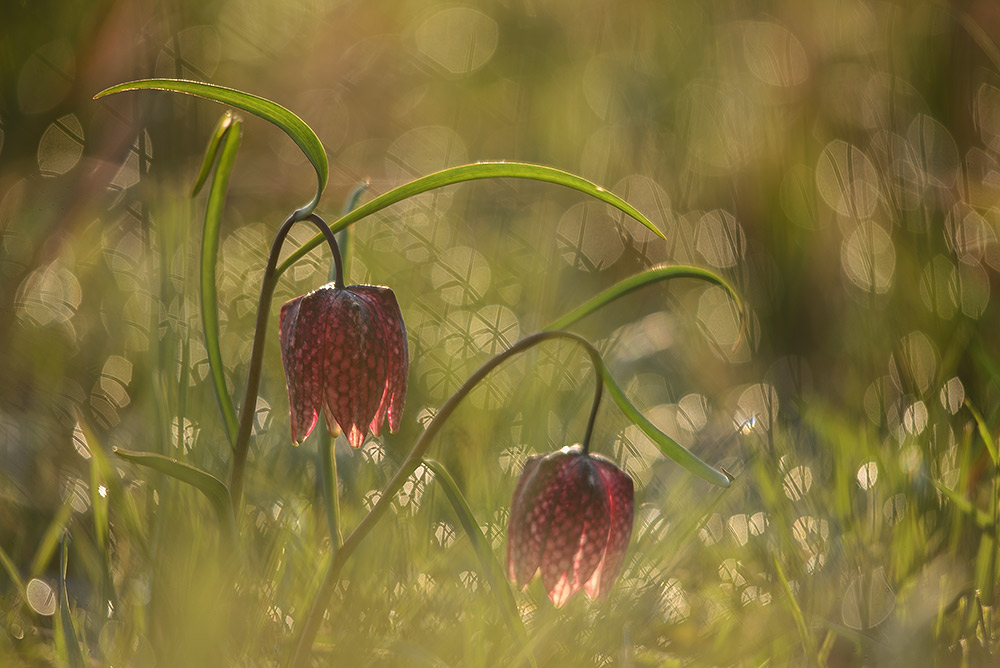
4, 1, 1000, 666
544, 265, 743, 487
200, 115, 243, 447
423, 458, 536, 668
112, 448, 236, 542
276, 161, 665, 279
95, 79, 328, 219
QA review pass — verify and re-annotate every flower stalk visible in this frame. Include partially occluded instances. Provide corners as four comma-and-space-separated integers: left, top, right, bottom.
289, 330, 606, 667
229, 213, 342, 509
318, 419, 344, 550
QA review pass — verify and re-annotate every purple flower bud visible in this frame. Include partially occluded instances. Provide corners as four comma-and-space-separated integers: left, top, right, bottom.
279, 283, 408, 448
506, 445, 634, 606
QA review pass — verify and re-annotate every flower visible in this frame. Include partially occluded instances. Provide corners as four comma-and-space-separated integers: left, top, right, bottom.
506, 444, 634, 606
278, 283, 408, 448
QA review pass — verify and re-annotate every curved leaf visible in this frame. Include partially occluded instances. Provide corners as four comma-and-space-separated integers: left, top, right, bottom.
546, 264, 745, 335
276, 162, 664, 278
601, 363, 731, 487
94, 78, 327, 218
75, 414, 145, 550
423, 459, 537, 668
544, 267, 738, 487
192, 111, 234, 196
201, 118, 243, 448
113, 448, 236, 538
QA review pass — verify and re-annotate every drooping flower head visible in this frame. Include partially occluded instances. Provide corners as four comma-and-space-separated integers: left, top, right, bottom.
279, 283, 408, 448
506, 444, 634, 606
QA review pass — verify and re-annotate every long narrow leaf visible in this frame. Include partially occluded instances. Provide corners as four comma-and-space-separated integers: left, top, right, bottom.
192, 111, 234, 196
543, 269, 736, 487
57, 537, 86, 668
113, 448, 236, 540
276, 162, 664, 278
600, 364, 731, 487
201, 118, 243, 447
333, 181, 370, 283
545, 264, 745, 334
30, 497, 76, 578
88, 451, 110, 560
85, 442, 122, 609
94, 78, 327, 218
423, 458, 538, 668
0, 543, 26, 601
75, 415, 146, 551
933, 478, 994, 534
772, 553, 817, 660
965, 399, 998, 466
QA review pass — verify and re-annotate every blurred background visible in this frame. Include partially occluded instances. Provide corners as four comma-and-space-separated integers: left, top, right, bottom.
3, 0, 1000, 665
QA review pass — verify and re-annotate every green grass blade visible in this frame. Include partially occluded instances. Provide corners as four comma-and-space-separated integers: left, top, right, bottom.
201, 119, 243, 448
57, 537, 87, 668
333, 182, 369, 283
772, 553, 817, 659
545, 264, 745, 332
191, 111, 234, 196
276, 162, 663, 278
30, 497, 76, 578
113, 447, 236, 540
94, 78, 327, 218
422, 458, 538, 668
88, 451, 109, 559
75, 415, 146, 549
965, 399, 998, 466
933, 479, 994, 534
0, 543, 26, 601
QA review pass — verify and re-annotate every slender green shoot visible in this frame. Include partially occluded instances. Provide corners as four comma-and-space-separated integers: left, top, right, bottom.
200, 116, 243, 448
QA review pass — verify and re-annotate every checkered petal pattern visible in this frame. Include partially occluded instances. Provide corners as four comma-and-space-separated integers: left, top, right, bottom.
279, 283, 408, 448
506, 445, 634, 606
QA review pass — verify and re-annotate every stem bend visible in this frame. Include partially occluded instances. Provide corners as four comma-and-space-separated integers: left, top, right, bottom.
230, 213, 342, 507
289, 330, 606, 666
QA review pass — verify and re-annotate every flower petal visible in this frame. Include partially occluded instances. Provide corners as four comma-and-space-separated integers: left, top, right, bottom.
583, 456, 634, 600
506, 454, 541, 584
506, 452, 561, 588
279, 294, 321, 444
322, 288, 388, 448
351, 286, 408, 435
506, 446, 635, 605
540, 455, 610, 607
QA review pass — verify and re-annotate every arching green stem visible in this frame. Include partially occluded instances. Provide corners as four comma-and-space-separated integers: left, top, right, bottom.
229, 213, 341, 508
289, 330, 605, 667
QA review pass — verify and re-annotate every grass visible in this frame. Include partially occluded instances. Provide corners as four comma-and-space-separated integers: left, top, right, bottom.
3, 0, 1000, 665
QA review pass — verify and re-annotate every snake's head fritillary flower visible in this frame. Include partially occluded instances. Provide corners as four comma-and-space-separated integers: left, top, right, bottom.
506, 444, 634, 607
278, 283, 408, 448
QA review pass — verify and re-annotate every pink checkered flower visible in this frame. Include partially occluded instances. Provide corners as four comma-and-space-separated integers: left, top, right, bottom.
278, 283, 408, 448
506, 444, 634, 607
